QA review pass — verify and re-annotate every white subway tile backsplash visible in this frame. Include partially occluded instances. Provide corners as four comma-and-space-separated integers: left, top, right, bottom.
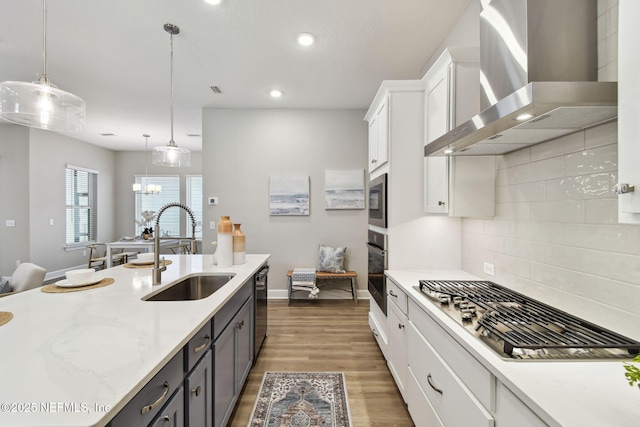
530, 200, 585, 223
484, 219, 516, 238
564, 144, 618, 176
516, 157, 564, 183
502, 238, 546, 262
585, 121, 617, 148
530, 132, 584, 161
496, 166, 517, 187
610, 253, 640, 286
585, 198, 619, 224
495, 202, 531, 221
497, 181, 546, 203
546, 244, 610, 277
515, 221, 565, 244
563, 223, 640, 255
495, 253, 530, 278
545, 173, 612, 200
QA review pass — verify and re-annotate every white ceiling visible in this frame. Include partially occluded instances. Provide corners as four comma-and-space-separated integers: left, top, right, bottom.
0, 0, 471, 152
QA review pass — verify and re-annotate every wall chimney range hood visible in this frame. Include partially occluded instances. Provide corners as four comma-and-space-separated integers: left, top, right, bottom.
424, 0, 617, 157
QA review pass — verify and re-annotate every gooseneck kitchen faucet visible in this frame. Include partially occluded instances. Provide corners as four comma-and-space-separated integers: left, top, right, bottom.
153, 202, 198, 285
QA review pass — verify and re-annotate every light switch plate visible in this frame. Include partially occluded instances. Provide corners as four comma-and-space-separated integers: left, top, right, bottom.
208, 196, 219, 205
5, 219, 15, 227
483, 262, 495, 276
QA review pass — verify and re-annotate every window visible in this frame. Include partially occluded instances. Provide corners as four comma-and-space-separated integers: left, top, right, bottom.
66, 166, 98, 247
134, 175, 180, 237
186, 175, 203, 239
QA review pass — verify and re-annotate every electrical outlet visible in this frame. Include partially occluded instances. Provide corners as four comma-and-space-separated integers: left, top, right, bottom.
483, 262, 495, 276
49, 219, 54, 226
210, 221, 216, 230
82, 250, 87, 257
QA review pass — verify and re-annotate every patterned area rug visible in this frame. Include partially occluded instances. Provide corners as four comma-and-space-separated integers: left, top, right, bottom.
248, 372, 351, 427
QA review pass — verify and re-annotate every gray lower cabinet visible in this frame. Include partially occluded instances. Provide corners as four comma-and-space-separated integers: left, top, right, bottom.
214, 295, 254, 427
149, 386, 185, 427
109, 274, 259, 427
185, 349, 213, 427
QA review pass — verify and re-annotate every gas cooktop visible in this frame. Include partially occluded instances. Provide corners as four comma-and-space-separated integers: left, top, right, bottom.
417, 280, 640, 360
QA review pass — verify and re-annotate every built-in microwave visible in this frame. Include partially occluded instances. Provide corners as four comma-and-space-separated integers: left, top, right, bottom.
368, 173, 387, 228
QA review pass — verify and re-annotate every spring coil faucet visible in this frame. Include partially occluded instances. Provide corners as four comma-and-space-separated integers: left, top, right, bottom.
153, 202, 198, 285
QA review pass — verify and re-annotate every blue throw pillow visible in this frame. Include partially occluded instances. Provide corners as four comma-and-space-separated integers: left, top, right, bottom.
317, 245, 347, 273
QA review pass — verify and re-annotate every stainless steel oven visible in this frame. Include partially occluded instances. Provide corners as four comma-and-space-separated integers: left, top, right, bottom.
367, 230, 387, 315
368, 174, 387, 228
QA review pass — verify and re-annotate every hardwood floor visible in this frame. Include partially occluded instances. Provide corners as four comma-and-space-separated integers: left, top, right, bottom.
229, 299, 414, 427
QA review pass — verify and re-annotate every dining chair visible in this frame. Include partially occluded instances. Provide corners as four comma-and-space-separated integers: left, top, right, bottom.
7, 262, 46, 293
87, 243, 127, 270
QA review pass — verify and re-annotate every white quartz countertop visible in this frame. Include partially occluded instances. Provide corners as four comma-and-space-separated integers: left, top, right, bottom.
0, 254, 270, 427
386, 269, 640, 427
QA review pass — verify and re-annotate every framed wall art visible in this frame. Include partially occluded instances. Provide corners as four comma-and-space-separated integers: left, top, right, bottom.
269, 175, 310, 215
324, 169, 365, 210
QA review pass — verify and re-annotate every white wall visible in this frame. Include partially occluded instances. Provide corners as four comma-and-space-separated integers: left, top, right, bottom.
202, 108, 368, 298
28, 129, 117, 275
0, 124, 30, 275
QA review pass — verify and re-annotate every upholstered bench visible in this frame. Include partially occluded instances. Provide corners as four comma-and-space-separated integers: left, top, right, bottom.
286, 270, 357, 305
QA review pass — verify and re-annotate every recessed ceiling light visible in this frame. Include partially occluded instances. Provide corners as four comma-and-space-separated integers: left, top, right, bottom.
270, 89, 283, 98
204, 0, 222, 5
297, 32, 315, 46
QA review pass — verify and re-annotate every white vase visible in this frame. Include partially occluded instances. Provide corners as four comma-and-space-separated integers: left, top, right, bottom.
217, 216, 233, 268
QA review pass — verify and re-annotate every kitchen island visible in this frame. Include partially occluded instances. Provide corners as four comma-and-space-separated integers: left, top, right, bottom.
386, 269, 640, 427
0, 254, 269, 427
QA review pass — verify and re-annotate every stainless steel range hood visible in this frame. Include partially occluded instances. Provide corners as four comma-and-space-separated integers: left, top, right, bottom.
424, 0, 617, 157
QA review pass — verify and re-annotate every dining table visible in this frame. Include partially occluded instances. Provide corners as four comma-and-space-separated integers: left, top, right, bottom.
105, 239, 176, 268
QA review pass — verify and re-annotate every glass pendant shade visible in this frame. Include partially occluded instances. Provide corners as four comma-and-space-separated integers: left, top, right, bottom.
0, 1, 86, 132
152, 143, 191, 167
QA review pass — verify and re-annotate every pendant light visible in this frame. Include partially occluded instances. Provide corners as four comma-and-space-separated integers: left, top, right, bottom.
0, 0, 86, 132
152, 23, 191, 167
133, 134, 161, 195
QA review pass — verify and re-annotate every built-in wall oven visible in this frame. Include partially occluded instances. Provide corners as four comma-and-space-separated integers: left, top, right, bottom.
368, 174, 387, 228
367, 230, 388, 315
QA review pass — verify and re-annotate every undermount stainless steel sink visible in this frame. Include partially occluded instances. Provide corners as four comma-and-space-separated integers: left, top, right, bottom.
144, 274, 235, 301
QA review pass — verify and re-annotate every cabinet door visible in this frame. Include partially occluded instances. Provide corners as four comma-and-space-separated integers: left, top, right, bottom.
185, 350, 212, 427
407, 367, 444, 427
376, 100, 389, 168
368, 116, 379, 172
213, 321, 235, 427
148, 387, 185, 427
424, 156, 449, 213
387, 297, 408, 401
235, 297, 254, 391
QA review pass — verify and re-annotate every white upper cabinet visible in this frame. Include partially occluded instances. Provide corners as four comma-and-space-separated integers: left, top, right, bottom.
367, 100, 389, 173
618, 0, 640, 223
422, 47, 495, 218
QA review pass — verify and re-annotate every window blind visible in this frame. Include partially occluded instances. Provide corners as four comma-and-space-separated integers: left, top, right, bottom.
66, 167, 98, 246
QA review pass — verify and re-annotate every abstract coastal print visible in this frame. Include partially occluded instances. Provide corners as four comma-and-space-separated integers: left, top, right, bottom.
324, 169, 365, 209
269, 175, 310, 215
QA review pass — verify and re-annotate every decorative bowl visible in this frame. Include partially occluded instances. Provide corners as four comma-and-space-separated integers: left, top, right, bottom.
65, 268, 96, 285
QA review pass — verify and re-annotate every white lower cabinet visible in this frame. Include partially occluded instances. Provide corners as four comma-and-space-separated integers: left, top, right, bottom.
407, 321, 493, 427
368, 298, 388, 360
494, 382, 548, 427
406, 367, 444, 427
387, 294, 408, 401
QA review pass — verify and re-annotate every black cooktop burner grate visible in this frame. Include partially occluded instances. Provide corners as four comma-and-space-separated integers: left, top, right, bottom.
418, 280, 640, 356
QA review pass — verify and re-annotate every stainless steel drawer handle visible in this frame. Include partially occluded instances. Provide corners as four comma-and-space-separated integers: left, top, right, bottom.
141, 382, 170, 414
427, 373, 443, 395
194, 335, 211, 353
389, 290, 398, 298
191, 386, 202, 397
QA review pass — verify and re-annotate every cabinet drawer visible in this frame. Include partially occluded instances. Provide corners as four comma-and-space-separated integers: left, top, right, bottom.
185, 321, 213, 373
408, 299, 493, 409
495, 382, 548, 427
109, 351, 184, 427
387, 279, 407, 315
148, 386, 184, 427
406, 367, 444, 427
368, 310, 388, 360
407, 321, 493, 427
213, 279, 252, 339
